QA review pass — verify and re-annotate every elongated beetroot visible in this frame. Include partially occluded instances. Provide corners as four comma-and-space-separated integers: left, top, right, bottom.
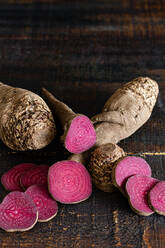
112, 156, 152, 195
25, 184, 58, 222
42, 88, 96, 154
149, 181, 165, 216
48, 160, 92, 204
1, 163, 36, 191
20, 165, 49, 190
0, 191, 38, 232
126, 175, 159, 216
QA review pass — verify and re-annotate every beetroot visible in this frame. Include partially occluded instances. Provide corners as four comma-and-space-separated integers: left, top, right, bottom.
0, 191, 38, 232
126, 175, 159, 216
48, 160, 92, 204
25, 184, 58, 222
65, 115, 96, 154
42, 88, 96, 154
149, 181, 165, 215
20, 165, 49, 190
112, 156, 152, 195
1, 163, 36, 191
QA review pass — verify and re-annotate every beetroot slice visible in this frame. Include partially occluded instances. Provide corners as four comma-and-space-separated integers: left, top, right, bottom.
126, 175, 159, 216
0, 191, 38, 232
20, 165, 49, 190
149, 181, 165, 215
48, 160, 92, 204
1, 163, 36, 191
65, 115, 96, 154
112, 156, 152, 195
25, 184, 58, 222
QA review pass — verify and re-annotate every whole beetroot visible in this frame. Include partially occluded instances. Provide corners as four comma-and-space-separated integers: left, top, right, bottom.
0, 83, 56, 151
88, 143, 125, 192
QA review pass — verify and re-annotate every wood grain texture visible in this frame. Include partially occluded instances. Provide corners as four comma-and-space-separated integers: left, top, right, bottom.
0, 0, 165, 247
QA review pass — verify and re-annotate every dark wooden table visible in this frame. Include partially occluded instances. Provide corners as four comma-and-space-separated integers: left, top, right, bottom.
0, 0, 165, 247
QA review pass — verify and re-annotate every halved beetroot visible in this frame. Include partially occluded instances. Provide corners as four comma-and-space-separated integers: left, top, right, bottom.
25, 184, 58, 222
0, 191, 38, 232
20, 165, 49, 190
126, 175, 159, 216
149, 181, 165, 216
112, 156, 152, 195
48, 160, 92, 204
65, 115, 96, 154
1, 163, 36, 191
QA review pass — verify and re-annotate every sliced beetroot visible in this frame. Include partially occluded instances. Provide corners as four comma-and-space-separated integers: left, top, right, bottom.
0, 191, 38, 232
65, 115, 96, 154
1, 163, 36, 191
149, 181, 165, 216
20, 165, 49, 190
48, 160, 92, 204
112, 156, 152, 195
25, 184, 58, 222
126, 175, 159, 216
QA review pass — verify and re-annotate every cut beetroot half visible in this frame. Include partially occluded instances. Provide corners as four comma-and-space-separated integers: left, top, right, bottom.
112, 156, 152, 195
48, 160, 92, 204
20, 165, 49, 190
65, 115, 96, 154
149, 181, 165, 216
25, 184, 58, 222
126, 175, 159, 216
0, 191, 38, 232
1, 163, 36, 191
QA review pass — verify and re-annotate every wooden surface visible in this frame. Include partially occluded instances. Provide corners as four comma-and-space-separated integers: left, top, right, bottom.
0, 0, 165, 247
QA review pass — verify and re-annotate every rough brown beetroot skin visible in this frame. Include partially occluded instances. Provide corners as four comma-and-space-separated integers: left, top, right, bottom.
25, 184, 58, 222
149, 181, 165, 216
0, 191, 38, 232
112, 156, 152, 195
1, 163, 36, 191
126, 175, 159, 216
48, 160, 92, 204
88, 143, 125, 193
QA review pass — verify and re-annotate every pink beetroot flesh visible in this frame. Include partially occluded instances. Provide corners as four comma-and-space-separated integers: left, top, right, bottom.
65, 115, 96, 154
25, 184, 58, 222
1, 163, 36, 191
113, 156, 151, 193
20, 165, 49, 190
0, 191, 38, 232
48, 160, 92, 204
149, 181, 165, 215
126, 175, 159, 216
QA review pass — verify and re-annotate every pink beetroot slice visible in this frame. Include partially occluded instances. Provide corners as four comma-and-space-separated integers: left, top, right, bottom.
65, 115, 96, 154
20, 165, 49, 190
1, 163, 36, 191
0, 191, 38, 232
126, 175, 159, 216
112, 156, 152, 195
48, 160, 92, 204
25, 184, 58, 222
149, 181, 165, 216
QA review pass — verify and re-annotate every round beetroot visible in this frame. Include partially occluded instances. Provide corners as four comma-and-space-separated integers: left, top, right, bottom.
112, 156, 152, 195
149, 181, 165, 216
25, 184, 58, 222
20, 165, 49, 190
126, 175, 159, 216
48, 160, 92, 204
0, 191, 38, 232
1, 163, 36, 191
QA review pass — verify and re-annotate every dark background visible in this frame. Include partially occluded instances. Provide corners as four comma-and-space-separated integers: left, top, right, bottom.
0, 0, 165, 247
